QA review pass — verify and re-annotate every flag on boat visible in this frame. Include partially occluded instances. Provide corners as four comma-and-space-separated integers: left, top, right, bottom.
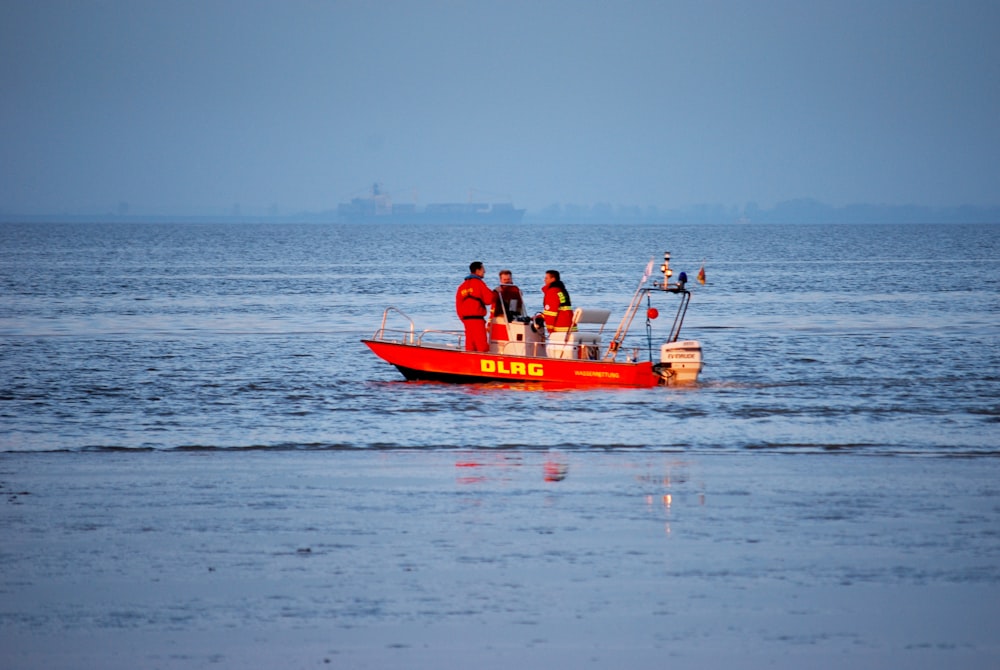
639, 258, 654, 288
697, 264, 706, 285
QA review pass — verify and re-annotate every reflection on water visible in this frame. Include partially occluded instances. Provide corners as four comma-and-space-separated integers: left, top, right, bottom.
543, 456, 568, 482
454, 451, 524, 485
451, 450, 712, 537
454, 451, 572, 485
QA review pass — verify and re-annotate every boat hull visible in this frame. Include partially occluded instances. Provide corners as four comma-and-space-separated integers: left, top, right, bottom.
362, 339, 659, 387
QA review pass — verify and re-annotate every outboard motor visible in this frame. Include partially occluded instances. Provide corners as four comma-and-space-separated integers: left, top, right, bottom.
656, 340, 703, 383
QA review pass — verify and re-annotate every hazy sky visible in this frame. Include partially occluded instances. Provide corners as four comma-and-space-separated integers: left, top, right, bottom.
2, 0, 998, 215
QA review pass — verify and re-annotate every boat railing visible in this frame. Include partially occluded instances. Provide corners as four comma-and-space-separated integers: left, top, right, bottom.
374, 306, 417, 344
416, 329, 464, 350
372, 307, 465, 349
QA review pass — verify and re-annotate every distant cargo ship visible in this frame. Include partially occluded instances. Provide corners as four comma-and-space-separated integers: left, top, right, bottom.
337, 183, 525, 223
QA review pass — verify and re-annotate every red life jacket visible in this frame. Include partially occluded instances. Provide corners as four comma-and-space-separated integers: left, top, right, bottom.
542, 283, 575, 332
455, 275, 496, 320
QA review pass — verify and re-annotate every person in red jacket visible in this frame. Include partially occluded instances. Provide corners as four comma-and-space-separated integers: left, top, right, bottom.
455, 261, 498, 352
541, 269, 575, 334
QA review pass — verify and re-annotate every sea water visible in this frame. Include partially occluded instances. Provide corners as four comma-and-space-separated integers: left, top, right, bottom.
1, 221, 998, 668
1, 221, 996, 453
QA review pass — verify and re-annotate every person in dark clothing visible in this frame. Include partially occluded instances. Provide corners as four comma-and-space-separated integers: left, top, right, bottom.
494, 269, 525, 319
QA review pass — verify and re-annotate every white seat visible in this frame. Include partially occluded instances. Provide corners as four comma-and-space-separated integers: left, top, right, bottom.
572, 308, 611, 329
546, 308, 611, 359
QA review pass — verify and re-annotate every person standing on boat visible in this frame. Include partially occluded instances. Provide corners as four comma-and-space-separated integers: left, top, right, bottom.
541, 270, 575, 334
490, 269, 526, 343
494, 269, 525, 319
456, 261, 498, 352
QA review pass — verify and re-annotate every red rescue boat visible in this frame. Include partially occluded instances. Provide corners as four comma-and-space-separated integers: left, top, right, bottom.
362, 252, 704, 387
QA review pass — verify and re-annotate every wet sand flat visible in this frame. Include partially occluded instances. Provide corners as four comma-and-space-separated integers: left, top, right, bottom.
2, 449, 999, 669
